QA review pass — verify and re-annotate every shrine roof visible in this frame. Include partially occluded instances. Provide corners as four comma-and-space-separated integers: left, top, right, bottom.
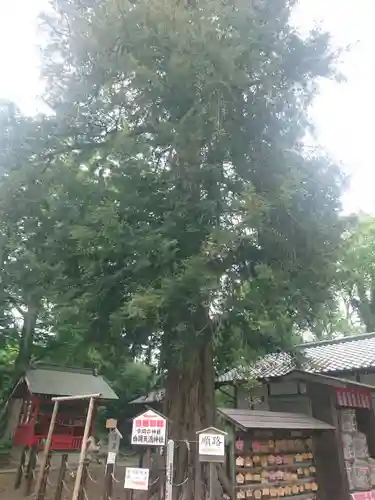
22, 365, 118, 400
130, 333, 375, 404
217, 332, 375, 384
217, 408, 334, 431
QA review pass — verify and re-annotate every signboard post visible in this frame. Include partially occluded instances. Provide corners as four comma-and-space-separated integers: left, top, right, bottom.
197, 427, 226, 463
131, 410, 167, 447
103, 422, 123, 500
165, 440, 174, 500
197, 427, 227, 500
108, 429, 121, 455
130, 410, 168, 500
124, 467, 150, 491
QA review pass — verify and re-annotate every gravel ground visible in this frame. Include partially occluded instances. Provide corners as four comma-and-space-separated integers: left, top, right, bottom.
0, 460, 140, 500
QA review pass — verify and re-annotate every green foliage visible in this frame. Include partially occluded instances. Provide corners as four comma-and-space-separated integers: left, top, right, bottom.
38, 0, 343, 370
336, 214, 375, 333
0, 0, 344, 436
96, 362, 154, 439
306, 214, 375, 339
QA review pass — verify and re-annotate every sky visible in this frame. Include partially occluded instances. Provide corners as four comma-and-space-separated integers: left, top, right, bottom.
0, 0, 374, 214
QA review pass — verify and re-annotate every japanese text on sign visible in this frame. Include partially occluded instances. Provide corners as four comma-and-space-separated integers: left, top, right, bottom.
124, 467, 150, 491
131, 410, 166, 446
198, 433, 225, 456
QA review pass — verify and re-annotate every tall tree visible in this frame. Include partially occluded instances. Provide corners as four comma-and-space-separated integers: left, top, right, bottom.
0, 101, 58, 377
1, 0, 344, 495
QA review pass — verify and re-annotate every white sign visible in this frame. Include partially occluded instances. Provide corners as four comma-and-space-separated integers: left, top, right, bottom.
107, 451, 117, 465
124, 467, 150, 491
131, 410, 167, 446
198, 433, 225, 457
165, 440, 174, 500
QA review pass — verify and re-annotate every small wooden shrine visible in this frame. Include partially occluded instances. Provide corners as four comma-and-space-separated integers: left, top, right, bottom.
218, 407, 334, 500
218, 371, 375, 500
11, 365, 118, 451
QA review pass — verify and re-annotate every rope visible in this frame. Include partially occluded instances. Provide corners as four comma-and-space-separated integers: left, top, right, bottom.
171, 439, 190, 487
111, 472, 122, 483
66, 462, 77, 474
86, 468, 99, 483
62, 479, 72, 493
173, 477, 189, 487
46, 476, 56, 488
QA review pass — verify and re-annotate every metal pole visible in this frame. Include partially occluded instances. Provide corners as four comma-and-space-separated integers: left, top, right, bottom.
71, 396, 96, 500
34, 400, 59, 496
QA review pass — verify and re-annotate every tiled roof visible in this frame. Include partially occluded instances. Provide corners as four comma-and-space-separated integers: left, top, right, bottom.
217, 332, 375, 383
218, 408, 335, 431
24, 365, 118, 400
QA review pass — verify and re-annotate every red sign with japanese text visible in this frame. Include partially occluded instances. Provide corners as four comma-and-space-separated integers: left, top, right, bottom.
336, 388, 372, 409
351, 490, 375, 500
131, 410, 167, 446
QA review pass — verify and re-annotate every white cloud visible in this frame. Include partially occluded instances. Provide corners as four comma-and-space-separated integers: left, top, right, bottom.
0, 0, 47, 114
293, 0, 375, 214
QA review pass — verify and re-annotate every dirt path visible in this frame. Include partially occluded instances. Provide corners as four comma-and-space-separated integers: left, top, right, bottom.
0, 462, 133, 500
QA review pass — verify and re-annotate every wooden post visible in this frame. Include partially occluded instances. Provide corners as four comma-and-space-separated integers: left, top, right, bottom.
54, 453, 68, 500
165, 440, 174, 500
209, 462, 214, 500
14, 446, 27, 489
103, 424, 121, 500
145, 447, 151, 500
102, 463, 114, 500
37, 451, 52, 500
71, 396, 96, 500
78, 459, 89, 500
34, 400, 59, 496
25, 445, 38, 496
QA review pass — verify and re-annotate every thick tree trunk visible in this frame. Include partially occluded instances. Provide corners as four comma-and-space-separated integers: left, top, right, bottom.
163, 339, 223, 500
14, 303, 38, 375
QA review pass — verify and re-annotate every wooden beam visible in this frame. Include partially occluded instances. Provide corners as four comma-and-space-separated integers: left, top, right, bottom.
71, 396, 97, 500
34, 400, 59, 497
52, 393, 101, 402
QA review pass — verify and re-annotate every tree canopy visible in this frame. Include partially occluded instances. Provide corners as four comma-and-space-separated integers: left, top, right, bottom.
0, 0, 345, 496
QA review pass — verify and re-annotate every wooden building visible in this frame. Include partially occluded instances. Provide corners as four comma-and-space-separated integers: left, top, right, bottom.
131, 332, 375, 413
218, 372, 375, 500
218, 407, 334, 500
11, 365, 118, 451
217, 332, 375, 413
132, 333, 375, 499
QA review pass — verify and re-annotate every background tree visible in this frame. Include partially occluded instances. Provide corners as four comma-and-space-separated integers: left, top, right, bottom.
0, 101, 155, 436
335, 214, 375, 333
